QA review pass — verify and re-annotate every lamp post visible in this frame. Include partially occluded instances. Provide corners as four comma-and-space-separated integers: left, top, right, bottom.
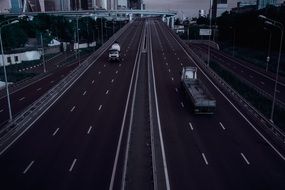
0, 20, 19, 122
40, 33, 46, 73
264, 27, 272, 72
229, 26, 236, 57
101, 17, 104, 44
207, 0, 212, 66
259, 15, 284, 122
76, 16, 80, 65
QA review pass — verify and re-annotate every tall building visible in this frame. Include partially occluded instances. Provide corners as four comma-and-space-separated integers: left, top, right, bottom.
70, 0, 88, 10
257, 0, 277, 9
98, 0, 107, 9
60, 0, 71, 11
118, 0, 127, 9
10, 0, 23, 13
129, 0, 141, 9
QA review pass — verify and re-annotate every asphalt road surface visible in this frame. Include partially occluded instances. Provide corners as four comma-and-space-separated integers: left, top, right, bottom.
190, 43, 285, 105
0, 18, 284, 190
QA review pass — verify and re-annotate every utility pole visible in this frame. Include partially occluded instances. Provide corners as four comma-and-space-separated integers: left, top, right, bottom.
40, 33, 46, 73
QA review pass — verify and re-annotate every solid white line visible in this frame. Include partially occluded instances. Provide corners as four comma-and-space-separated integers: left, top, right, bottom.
181, 102, 184, 108
69, 159, 77, 172
202, 153, 209, 165
19, 97, 26, 101
150, 23, 171, 190
219, 122, 226, 130
36, 88, 42, 91
23, 161, 35, 174
0, 27, 126, 156
189, 122, 194, 130
52, 128, 60, 136
241, 153, 250, 165
169, 27, 285, 161
109, 26, 142, 190
92, 80, 95, 84
82, 91, 87, 96
87, 126, 92, 134
105, 90, 109, 95
70, 106, 75, 112
98, 105, 102, 111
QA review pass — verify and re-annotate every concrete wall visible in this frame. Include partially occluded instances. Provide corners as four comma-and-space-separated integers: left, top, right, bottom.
0, 51, 41, 66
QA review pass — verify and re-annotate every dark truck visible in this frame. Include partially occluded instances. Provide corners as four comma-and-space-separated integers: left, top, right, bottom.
181, 66, 216, 114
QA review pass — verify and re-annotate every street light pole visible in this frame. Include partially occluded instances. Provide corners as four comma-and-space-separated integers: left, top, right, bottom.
259, 15, 284, 122
0, 21, 19, 122
101, 18, 103, 44
232, 27, 236, 57
207, 0, 212, 66
265, 29, 272, 72
271, 25, 283, 122
40, 33, 46, 73
76, 16, 80, 65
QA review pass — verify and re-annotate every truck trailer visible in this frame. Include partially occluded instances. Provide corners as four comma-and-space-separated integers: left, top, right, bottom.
181, 66, 216, 114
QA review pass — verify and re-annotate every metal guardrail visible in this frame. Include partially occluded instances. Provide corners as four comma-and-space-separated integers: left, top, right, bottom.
0, 22, 132, 153
165, 24, 285, 144
189, 40, 220, 50
190, 45, 285, 110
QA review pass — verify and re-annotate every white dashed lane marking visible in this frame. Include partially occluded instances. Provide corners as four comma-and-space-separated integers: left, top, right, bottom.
22, 161, 35, 174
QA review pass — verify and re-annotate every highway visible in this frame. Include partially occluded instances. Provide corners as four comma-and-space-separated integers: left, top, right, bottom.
0, 19, 144, 189
0, 52, 89, 127
190, 43, 285, 105
149, 19, 285, 190
0, 18, 284, 190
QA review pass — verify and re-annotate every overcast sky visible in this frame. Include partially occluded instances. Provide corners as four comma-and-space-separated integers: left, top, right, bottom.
144, 0, 211, 18
144, 0, 283, 18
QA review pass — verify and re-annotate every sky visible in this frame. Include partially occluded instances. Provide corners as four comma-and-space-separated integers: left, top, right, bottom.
144, 0, 217, 18
144, 0, 284, 18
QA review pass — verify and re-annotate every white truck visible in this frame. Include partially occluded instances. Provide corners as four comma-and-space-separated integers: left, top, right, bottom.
108, 42, 121, 62
181, 66, 216, 114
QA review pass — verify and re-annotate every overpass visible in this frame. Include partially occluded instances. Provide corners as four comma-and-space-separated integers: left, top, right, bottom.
0, 9, 177, 28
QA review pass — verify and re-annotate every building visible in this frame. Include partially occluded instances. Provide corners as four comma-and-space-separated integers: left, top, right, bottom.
10, 0, 23, 13
199, 10, 206, 17
70, 0, 89, 10
0, 0, 11, 13
118, 0, 128, 9
257, 0, 277, 9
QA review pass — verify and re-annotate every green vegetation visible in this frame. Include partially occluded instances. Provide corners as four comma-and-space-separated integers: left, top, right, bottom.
1, 14, 126, 50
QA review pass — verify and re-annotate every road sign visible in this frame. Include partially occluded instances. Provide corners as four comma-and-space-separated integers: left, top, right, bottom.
199, 29, 212, 36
